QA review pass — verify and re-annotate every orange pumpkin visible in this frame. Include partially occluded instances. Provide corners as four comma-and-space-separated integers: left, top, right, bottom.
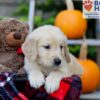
55, 10, 87, 39
78, 42, 100, 93
79, 59, 100, 93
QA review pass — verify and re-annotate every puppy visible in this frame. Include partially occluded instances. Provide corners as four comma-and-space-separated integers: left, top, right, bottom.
22, 25, 83, 93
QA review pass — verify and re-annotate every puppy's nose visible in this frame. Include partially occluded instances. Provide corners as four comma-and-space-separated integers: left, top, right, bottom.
54, 58, 61, 66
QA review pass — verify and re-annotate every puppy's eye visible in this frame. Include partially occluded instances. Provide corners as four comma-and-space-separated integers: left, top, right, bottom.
43, 45, 50, 49
60, 45, 63, 49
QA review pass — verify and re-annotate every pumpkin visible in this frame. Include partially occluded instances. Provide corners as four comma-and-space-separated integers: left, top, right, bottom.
55, 10, 87, 39
54, 0, 87, 39
79, 59, 100, 93
79, 41, 100, 93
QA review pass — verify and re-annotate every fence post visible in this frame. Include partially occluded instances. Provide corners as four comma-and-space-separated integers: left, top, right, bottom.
28, 0, 35, 32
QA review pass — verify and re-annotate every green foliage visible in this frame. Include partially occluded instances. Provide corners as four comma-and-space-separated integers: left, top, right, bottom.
88, 46, 96, 59
68, 45, 96, 60
34, 16, 54, 27
36, 0, 66, 12
18, 16, 28, 22
34, 16, 43, 27
12, 4, 28, 16
0, 16, 4, 20
68, 45, 80, 57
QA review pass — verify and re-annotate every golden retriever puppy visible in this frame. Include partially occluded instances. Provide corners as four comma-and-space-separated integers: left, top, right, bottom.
22, 25, 83, 93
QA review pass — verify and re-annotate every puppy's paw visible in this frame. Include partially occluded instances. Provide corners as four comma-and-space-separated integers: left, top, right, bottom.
29, 72, 45, 89
45, 75, 60, 93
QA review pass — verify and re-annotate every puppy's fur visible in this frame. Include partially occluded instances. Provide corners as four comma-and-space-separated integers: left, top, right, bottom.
22, 25, 83, 93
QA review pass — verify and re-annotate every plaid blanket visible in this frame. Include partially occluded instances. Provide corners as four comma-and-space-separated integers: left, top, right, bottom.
0, 73, 82, 100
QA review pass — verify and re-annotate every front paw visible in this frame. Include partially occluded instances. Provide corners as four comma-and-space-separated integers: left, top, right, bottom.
45, 76, 60, 93
28, 72, 45, 89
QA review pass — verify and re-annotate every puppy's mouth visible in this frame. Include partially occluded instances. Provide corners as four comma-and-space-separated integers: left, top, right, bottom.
48, 64, 62, 69
38, 62, 61, 69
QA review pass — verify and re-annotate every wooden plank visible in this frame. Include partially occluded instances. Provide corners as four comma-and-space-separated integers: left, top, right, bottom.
67, 39, 100, 46
80, 91, 100, 99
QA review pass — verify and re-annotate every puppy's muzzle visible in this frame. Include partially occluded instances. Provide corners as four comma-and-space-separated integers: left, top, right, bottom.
54, 58, 61, 66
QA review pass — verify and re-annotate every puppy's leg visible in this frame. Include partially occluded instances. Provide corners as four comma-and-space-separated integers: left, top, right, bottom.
24, 59, 45, 89
45, 70, 72, 93
28, 70, 45, 89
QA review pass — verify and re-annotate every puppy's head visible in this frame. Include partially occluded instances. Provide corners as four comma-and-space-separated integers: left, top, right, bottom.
22, 25, 70, 68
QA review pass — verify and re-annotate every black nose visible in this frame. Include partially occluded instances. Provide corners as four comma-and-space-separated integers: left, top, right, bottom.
54, 58, 61, 66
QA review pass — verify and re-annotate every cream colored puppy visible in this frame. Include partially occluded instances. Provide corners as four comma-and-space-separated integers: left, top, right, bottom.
22, 25, 83, 93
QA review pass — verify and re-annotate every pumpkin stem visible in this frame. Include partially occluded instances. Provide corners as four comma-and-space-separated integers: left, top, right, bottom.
65, 0, 74, 10
79, 35, 88, 60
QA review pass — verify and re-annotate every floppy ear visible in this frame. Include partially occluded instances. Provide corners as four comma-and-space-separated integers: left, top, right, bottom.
65, 45, 71, 63
22, 37, 37, 62
63, 36, 70, 63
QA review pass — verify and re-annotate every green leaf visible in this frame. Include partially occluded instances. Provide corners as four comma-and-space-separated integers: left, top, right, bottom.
12, 4, 29, 16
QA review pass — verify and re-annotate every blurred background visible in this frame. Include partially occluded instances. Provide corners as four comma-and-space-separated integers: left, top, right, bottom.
0, 0, 98, 62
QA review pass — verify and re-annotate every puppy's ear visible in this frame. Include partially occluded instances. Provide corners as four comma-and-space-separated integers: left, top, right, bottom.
22, 37, 37, 62
64, 36, 70, 63
65, 45, 70, 63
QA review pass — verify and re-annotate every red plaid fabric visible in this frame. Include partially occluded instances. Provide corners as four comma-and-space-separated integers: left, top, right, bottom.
0, 73, 82, 100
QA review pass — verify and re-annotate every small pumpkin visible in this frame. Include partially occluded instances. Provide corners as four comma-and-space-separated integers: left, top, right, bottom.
55, 0, 87, 39
79, 41, 100, 93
